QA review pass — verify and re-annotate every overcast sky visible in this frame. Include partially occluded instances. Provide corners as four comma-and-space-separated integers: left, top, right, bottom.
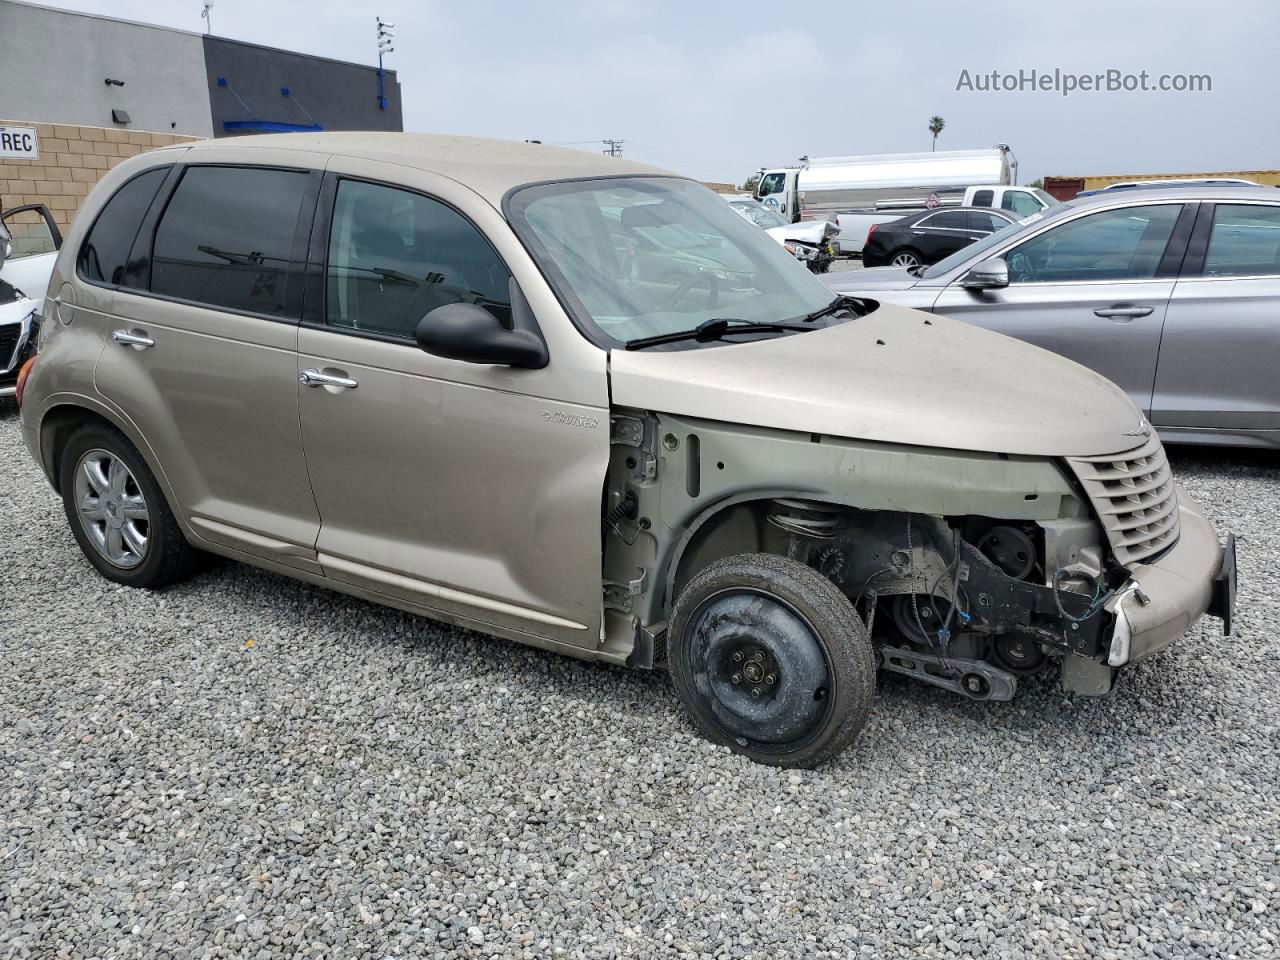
32, 0, 1280, 184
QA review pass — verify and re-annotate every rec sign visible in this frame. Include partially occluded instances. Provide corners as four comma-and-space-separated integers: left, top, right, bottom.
0, 126, 39, 160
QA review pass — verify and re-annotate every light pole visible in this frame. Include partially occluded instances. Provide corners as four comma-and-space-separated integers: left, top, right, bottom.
200, 0, 213, 34
376, 17, 395, 110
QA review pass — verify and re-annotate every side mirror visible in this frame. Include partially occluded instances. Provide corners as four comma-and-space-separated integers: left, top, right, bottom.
415, 302, 549, 369
960, 257, 1009, 289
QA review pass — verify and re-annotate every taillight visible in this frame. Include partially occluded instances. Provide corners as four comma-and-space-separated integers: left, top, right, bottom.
866, 224, 878, 243
14, 354, 36, 408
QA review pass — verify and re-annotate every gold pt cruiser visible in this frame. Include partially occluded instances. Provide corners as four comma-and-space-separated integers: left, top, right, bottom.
17, 134, 1236, 767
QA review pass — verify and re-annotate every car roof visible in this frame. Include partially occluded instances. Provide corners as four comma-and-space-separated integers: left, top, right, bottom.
902, 205, 1016, 221
1066, 184, 1280, 207
171, 132, 677, 205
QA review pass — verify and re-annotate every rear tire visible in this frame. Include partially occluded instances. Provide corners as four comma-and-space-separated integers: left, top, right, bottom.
58, 422, 200, 589
889, 248, 922, 269
668, 553, 875, 768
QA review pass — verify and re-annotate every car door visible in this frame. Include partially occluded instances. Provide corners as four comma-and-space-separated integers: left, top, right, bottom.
1151, 200, 1280, 434
92, 155, 325, 572
913, 210, 975, 262
295, 163, 611, 649
0, 203, 61, 302
930, 202, 1193, 415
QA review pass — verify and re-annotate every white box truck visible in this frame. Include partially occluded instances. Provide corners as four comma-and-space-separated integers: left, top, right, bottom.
754, 147, 1056, 255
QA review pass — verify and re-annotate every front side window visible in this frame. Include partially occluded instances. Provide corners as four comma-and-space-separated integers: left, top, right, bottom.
1001, 191, 1042, 217
1202, 204, 1280, 277
1004, 204, 1182, 283
925, 210, 968, 229
78, 167, 168, 286
757, 172, 787, 198
325, 180, 512, 339
151, 166, 308, 315
508, 177, 835, 346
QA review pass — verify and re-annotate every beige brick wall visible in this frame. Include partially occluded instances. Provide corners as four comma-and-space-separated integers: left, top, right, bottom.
1, 120, 199, 236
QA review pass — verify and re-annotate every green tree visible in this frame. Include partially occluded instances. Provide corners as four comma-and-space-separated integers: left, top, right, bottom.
1028, 177, 1044, 189
741, 172, 761, 193
928, 115, 945, 151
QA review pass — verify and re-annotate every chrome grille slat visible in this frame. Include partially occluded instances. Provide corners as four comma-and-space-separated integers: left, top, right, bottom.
1067, 434, 1181, 566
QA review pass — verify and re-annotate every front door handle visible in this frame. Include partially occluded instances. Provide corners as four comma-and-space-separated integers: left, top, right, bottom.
1094, 304, 1154, 320
299, 368, 358, 390
111, 329, 154, 348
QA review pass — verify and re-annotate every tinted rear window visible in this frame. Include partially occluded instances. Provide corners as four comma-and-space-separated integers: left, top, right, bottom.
78, 168, 168, 286
151, 166, 308, 316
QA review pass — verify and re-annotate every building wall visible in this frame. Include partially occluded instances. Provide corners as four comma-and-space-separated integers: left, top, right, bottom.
0, 120, 197, 234
203, 36, 403, 136
0, 1, 215, 138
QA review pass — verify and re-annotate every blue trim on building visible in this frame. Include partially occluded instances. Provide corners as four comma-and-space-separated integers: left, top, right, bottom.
221, 120, 324, 133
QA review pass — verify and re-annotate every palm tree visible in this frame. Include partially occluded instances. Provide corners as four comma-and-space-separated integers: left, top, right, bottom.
928, 115, 945, 151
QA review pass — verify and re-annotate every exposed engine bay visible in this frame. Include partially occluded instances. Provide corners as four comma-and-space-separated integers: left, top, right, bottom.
601, 410, 1130, 700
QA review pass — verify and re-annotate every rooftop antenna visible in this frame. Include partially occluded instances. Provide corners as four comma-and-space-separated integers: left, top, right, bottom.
376, 17, 395, 110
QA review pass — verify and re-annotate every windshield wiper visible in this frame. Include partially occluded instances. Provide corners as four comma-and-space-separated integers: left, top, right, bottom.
624, 317, 816, 351
794, 294, 870, 324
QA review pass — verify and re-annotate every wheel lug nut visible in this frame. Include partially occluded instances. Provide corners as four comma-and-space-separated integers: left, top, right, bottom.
751, 687, 761, 698
751, 652, 764, 663
732, 651, 743, 662
766, 674, 776, 685
731, 674, 741, 684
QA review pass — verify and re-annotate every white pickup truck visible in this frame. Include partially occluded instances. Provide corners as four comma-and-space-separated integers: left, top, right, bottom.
754, 149, 1057, 255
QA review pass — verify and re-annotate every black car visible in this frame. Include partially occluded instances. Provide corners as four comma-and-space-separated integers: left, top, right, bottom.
862, 206, 1017, 269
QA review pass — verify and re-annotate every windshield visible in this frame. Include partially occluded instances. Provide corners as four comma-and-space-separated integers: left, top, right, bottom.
729, 200, 790, 230
921, 202, 1075, 279
508, 177, 836, 346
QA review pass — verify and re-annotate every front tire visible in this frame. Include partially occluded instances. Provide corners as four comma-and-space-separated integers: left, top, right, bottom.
59, 422, 199, 589
668, 553, 875, 767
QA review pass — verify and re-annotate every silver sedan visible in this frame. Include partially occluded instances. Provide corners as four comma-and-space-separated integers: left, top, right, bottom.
826, 186, 1280, 449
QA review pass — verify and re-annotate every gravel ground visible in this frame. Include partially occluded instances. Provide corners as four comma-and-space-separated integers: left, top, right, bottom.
828, 258, 864, 274
1, 405, 1277, 960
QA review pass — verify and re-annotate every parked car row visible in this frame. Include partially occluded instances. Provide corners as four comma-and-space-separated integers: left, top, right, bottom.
14, 134, 1234, 769
827, 185, 1280, 449
861, 206, 1018, 268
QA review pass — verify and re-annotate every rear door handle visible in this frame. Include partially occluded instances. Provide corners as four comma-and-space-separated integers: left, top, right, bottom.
300, 368, 358, 390
1093, 304, 1154, 320
111, 329, 154, 348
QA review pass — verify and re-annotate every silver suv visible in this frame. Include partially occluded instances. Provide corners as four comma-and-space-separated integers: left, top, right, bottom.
18, 134, 1235, 767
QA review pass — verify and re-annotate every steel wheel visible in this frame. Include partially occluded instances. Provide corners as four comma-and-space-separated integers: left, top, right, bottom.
73, 448, 150, 569
682, 588, 833, 748
890, 250, 921, 268
668, 553, 876, 767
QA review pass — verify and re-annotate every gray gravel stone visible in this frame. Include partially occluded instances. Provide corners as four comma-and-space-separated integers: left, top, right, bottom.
1, 408, 1277, 959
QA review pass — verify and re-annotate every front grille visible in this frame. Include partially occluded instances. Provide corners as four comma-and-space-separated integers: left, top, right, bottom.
0, 323, 20, 374
1067, 434, 1180, 567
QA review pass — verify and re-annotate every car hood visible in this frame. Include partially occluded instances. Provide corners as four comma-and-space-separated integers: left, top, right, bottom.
825, 266, 920, 292
766, 220, 835, 245
609, 301, 1145, 457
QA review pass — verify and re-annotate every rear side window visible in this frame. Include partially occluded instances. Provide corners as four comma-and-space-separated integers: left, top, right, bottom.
1203, 204, 1280, 277
78, 168, 167, 286
325, 179, 512, 338
970, 189, 994, 208
151, 166, 308, 316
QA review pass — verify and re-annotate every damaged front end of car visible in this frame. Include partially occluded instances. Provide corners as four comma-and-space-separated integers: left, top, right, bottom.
601, 411, 1229, 702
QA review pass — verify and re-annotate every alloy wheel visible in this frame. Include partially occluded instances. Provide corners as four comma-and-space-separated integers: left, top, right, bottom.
73, 448, 150, 569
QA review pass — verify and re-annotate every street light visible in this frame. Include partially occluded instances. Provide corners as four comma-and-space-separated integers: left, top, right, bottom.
375, 17, 395, 111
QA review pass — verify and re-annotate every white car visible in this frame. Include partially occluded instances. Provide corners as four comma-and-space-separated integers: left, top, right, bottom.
0, 203, 59, 396
723, 195, 839, 273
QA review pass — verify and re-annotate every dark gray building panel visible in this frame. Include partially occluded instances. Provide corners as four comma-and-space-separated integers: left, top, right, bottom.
202, 35, 402, 137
